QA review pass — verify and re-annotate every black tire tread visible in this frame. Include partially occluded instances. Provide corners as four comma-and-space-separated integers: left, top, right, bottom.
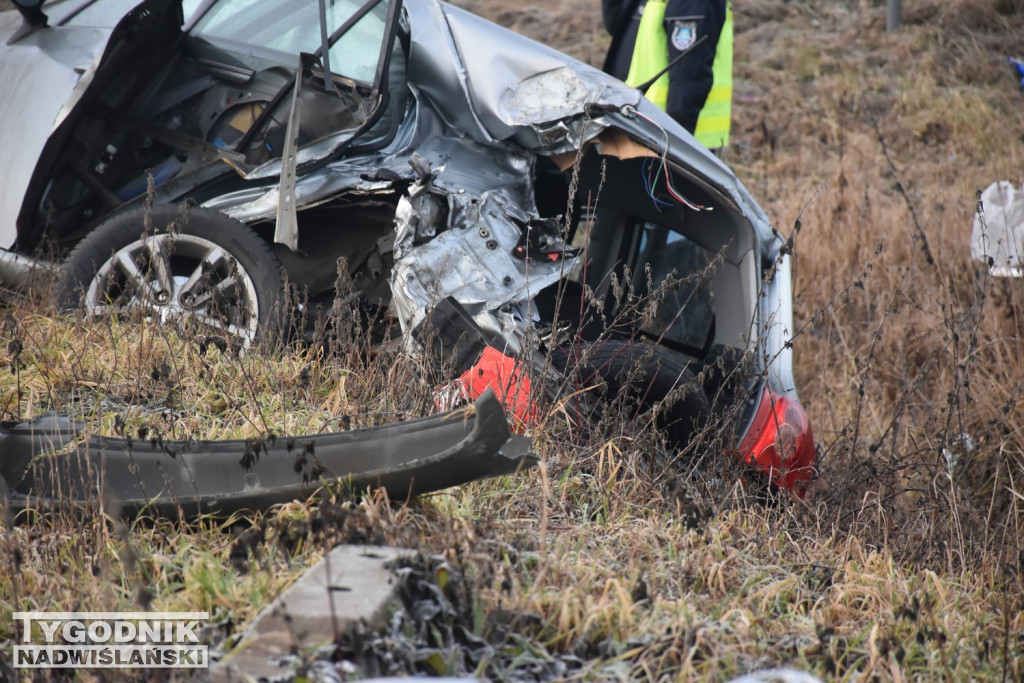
53, 204, 286, 341
550, 338, 710, 448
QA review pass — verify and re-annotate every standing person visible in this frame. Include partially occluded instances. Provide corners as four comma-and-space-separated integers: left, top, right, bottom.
603, 0, 732, 149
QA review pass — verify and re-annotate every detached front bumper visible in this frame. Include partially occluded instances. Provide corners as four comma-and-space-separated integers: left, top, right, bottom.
0, 389, 536, 516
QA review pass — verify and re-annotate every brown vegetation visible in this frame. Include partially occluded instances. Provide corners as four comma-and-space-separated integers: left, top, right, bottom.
2, 0, 1023, 680
455, 0, 1024, 568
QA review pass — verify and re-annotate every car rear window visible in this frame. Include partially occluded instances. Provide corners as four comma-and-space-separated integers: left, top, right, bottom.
632, 224, 716, 352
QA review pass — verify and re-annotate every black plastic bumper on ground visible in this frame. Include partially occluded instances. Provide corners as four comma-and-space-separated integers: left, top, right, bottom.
0, 389, 536, 516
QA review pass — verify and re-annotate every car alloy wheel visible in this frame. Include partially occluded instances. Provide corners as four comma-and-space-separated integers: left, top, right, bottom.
55, 205, 285, 347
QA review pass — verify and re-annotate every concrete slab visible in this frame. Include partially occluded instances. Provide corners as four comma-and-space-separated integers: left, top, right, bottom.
211, 544, 414, 683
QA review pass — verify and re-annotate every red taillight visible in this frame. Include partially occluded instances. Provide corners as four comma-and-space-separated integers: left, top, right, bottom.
736, 388, 816, 494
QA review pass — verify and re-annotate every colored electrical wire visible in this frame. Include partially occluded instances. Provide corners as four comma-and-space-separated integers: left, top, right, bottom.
642, 157, 672, 210
631, 108, 711, 212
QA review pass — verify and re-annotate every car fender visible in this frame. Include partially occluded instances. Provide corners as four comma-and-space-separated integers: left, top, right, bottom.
0, 16, 111, 249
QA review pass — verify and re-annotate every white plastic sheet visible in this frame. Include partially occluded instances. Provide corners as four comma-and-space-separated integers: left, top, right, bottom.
971, 180, 1024, 277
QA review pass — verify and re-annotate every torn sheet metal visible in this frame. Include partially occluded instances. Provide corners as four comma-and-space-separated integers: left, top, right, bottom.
214, 114, 574, 355
388, 147, 573, 355
390, 187, 571, 353
197, 0, 778, 260
426, 2, 638, 151
162, 0, 777, 354
0, 389, 536, 517
273, 70, 305, 251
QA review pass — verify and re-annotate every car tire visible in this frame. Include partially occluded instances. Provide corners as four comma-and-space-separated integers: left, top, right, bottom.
54, 204, 286, 346
550, 338, 710, 450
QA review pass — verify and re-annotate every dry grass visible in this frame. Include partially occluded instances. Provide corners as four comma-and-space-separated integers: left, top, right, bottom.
446, 0, 1024, 566
0, 311, 438, 440
2, 0, 1024, 679
730, 0, 1024, 572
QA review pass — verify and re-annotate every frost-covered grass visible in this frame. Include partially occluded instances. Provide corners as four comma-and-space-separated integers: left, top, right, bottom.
0, 312, 437, 441
2, 0, 1024, 679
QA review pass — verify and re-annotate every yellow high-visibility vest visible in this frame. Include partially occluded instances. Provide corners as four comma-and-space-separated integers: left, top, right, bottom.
624, 1, 671, 114
695, 5, 732, 148
624, 1, 733, 148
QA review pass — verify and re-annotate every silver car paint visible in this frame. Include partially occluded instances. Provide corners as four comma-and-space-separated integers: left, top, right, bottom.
213, 1, 783, 353
0, 0, 791, 369
0, 11, 109, 250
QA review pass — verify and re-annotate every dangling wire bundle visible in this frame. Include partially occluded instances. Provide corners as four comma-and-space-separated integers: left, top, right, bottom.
642, 157, 673, 210
632, 108, 712, 212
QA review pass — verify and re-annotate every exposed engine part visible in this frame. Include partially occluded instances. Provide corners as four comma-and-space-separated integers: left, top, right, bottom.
513, 215, 577, 262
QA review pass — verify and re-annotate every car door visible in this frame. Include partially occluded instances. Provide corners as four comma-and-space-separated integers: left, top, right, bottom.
184, 0, 405, 177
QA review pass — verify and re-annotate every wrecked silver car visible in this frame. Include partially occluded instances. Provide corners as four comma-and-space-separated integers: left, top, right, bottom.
0, 0, 815, 498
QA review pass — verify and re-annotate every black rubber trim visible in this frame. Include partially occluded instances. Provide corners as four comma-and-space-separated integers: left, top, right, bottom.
0, 389, 536, 517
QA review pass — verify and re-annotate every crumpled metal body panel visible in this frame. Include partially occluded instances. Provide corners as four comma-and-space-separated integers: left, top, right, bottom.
208, 0, 781, 328
217, 93, 575, 351
391, 187, 569, 352
437, 3, 638, 151
0, 13, 111, 250
0, 390, 536, 517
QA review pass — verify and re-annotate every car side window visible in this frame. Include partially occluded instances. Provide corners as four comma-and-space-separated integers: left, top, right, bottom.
191, 0, 390, 85
325, 1, 389, 85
